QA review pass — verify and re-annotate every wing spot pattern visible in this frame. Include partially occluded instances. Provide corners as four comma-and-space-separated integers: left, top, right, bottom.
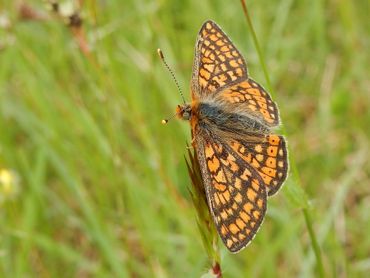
216, 40, 224, 46
229, 223, 240, 234
221, 225, 227, 236
220, 45, 229, 52
226, 239, 233, 248
251, 179, 260, 192
243, 202, 253, 214
267, 146, 278, 157
214, 193, 221, 206
238, 233, 246, 240
195, 23, 248, 95
213, 181, 226, 191
253, 210, 260, 219
247, 188, 257, 202
235, 192, 243, 203
234, 178, 242, 189
240, 168, 252, 180
222, 190, 231, 202
216, 80, 280, 125
261, 167, 277, 177
266, 157, 276, 168
256, 154, 264, 162
236, 218, 246, 230
251, 158, 261, 168
203, 63, 215, 72
204, 139, 267, 251
240, 211, 250, 223
229, 138, 288, 195
207, 155, 220, 172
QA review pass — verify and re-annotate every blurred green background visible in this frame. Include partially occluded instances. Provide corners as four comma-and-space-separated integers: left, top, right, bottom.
0, 0, 369, 277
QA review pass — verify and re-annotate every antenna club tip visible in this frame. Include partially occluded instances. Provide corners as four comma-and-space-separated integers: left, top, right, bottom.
157, 48, 164, 59
161, 119, 168, 124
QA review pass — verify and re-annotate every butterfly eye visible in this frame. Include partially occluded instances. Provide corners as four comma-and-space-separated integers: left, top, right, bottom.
183, 111, 191, 120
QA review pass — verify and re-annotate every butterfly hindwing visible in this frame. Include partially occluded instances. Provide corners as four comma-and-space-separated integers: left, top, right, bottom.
228, 134, 288, 196
217, 78, 280, 126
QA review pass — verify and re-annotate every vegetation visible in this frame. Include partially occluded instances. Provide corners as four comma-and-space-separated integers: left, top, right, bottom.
0, 0, 369, 277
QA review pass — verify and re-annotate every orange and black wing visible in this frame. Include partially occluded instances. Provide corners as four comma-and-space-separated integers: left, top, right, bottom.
191, 20, 280, 126
195, 133, 267, 252
216, 79, 280, 126
228, 134, 288, 196
191, 20, 248, 98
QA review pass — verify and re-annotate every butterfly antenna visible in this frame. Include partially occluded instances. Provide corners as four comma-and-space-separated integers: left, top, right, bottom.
161, 112, 178, 125
157, 48, 186, 105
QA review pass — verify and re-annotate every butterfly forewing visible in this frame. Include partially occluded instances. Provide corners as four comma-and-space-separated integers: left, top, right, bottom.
195, 134, 267, 253
191, 20, 248, 97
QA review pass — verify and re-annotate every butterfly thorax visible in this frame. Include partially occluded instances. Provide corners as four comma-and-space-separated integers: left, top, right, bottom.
196, 102, 270, 135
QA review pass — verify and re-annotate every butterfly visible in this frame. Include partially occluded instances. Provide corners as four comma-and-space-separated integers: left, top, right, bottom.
174, 20, 289, 253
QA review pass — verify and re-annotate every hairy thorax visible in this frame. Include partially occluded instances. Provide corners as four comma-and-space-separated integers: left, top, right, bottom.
178, 99, 271, 142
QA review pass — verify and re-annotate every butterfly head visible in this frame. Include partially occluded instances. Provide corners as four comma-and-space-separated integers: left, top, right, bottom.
161, 104, 192, 124
176, 104, 192, 120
